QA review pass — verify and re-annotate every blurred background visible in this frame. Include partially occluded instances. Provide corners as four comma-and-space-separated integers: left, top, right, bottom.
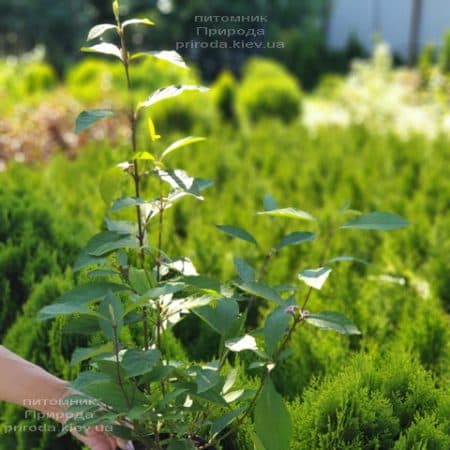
0, 1, 450, 450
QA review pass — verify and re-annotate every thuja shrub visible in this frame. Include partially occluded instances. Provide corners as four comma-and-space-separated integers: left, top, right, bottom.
290, 352, 449, 449
236, 58, 302, 126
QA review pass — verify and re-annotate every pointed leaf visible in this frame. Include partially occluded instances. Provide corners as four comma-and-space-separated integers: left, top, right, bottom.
98, 292, 124, 340
81, 43, 123, 61
111, 197, 147, 212
257, 208, 316, 222
132, 151, 155, 161
298, 267, 332, 290
194, 298, 239, 335
131, 50, 187, 69
276, 231, 316, 250
122, 348, 161, 377
75, 110, 114, 134
234, 281, 284, 305
340, 212, 409, 230
71, 343, 113, 365
264, 306, 292, 357
122, 18, 155, 28
254, 378, 292, 450
85, 231, 139, 256
305, 311, 361, 335
137, 85, 209, 110
211, 407, 246, 436
233, 257, 255, 282
87, 24, 117, 41
38, 282, 129, 319
216, 225, 258, 246
160, 136, 205, 160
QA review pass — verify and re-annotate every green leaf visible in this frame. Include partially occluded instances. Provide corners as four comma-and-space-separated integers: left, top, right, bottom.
182, 275, 221, 293
234, 281, 284, 305
257, 208, 316, 222
254, 378, 292, 450
211, 406, 246, 436
340, 212, 409, 230
131, 50, 187, 69
81, 43, 123, 61
111, 197, 147, 212
264, 307, 292, 357
194, 298, 239, 335
225, 334, 258, 352
71, 343, 113, 365
137, 85, 209, 110
87, 24, 117, 41
85, 231, 139, 256
38, 282, 129, 319
195, 367, 221, 393
263, 194, 277, 211
122, 18, 155, 28
216, 225, 258, 246
128, 267, 153, 294
305, 311, 361, 335
98, 292, 124, 340
276, 231, 316, 250
75, 110, 114, 134
298, 267, 332, 290
167, 440, 195, 450
132, 151, 155, 161
328, 255, 369, 265
160, 136, 206, 160
122, 348, 161, 377
155, 169, 211, 199
233, 257, 255, 282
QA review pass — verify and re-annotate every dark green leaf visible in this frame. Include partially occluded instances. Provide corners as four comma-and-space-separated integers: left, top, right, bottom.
233, 257, 255, 282
234, 281, 284, 305
264, 306, 292, 357
182, 275, 221, 293
254, 378, 292, 450
98, 292, 124, 340
75, 109, 114, 134
38, 282, 129, 319
167, 439, 195, 450
340, 212, 409, 230
128, 267, 153, 294
216, 225, 258, 246
71, 343, 113, 365
194, 298, 239, 335
276, 231, 316, 250
122, 348, 161, 377
305, 311, 361, 335
111, 197, 147, 212
85, 231, 139, 256
211, 406, 246, 436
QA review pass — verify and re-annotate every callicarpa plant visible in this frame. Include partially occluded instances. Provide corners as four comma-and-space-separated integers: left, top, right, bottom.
38, 1, 410, 449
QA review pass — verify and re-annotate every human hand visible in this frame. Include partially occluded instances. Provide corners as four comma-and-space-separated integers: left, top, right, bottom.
71, 426, 134, 450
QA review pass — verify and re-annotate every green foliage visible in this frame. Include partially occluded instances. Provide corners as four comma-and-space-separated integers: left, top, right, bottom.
236, 58, 302, 126
289, 352, 450, 449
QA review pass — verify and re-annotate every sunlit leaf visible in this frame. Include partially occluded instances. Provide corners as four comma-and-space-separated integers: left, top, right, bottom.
257, 208, 316, 222
131, 50, 187, 69
137, 85, 209, 110
87, 24, 117, 41
122, 18, 155, 28
305, 311, 361, 335
298, 267, 332, 290
81, 43, 123, 61
225, 334, 258, 352
160, 136, 206, 160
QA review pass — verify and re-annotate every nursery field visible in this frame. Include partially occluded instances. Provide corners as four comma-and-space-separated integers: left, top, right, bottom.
0, 46, 450, 449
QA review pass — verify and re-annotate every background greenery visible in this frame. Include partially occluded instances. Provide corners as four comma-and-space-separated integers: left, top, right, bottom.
0, 7, 449, 449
